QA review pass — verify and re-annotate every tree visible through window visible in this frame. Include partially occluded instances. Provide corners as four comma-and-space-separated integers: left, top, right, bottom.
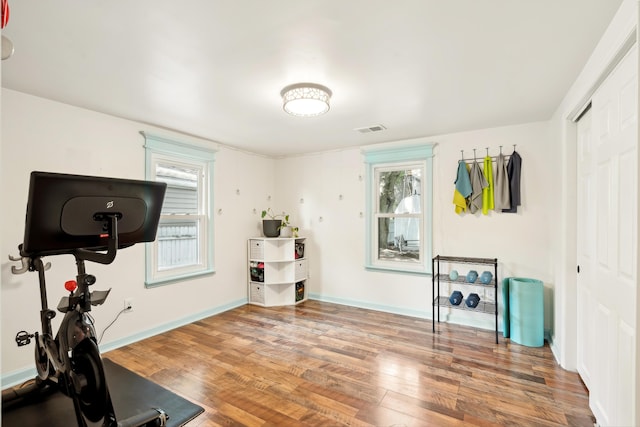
377, 167, 422, 262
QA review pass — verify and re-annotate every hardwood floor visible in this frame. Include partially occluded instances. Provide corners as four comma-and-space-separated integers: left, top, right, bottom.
105, 300, 594, 426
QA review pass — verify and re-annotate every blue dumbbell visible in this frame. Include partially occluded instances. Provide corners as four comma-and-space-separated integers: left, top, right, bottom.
465, 293, 480, 308
449, 290, 463, 306
480, 271, 493, 284
466, 270, 478, 283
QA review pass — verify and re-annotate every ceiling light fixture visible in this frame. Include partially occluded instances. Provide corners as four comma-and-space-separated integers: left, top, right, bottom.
280, 83, 332, 117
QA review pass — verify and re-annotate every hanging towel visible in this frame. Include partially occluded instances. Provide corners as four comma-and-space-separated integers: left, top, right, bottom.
502, 151, 522, 213
494, 153, 510, 210
453, 161, 472, 214
468, 160, 487, 214
482, 155, 494, 214
453, 189, 467, 214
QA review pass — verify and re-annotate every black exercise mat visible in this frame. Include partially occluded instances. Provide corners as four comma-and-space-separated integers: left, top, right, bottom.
2, 358, 204, 427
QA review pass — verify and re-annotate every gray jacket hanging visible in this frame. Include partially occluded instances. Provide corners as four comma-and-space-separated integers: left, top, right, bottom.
468, 160, 488, 214
494, 153, 510, 210
502, 151, 522, 213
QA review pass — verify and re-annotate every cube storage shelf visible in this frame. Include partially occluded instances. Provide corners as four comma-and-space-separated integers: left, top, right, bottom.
432, 255, 499, 343
248, 237, 307, 307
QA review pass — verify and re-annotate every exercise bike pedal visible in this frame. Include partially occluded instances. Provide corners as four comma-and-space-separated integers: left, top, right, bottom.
15, 330, 34, 347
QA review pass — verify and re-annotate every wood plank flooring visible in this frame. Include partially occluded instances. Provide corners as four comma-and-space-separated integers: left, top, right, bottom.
104, 300, 594, 426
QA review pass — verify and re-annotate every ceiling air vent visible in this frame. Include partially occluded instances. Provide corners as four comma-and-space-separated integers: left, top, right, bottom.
355, 124, 387, 134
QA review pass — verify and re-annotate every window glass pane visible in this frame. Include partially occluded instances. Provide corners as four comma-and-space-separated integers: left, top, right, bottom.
156, 163, 199, 215
378, 168, 422, 214
377, 217, 421, 264
157, 220, 199, 270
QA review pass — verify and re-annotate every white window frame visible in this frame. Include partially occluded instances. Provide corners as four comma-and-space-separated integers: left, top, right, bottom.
142, 132, 216, 286
364, 142, 434, 274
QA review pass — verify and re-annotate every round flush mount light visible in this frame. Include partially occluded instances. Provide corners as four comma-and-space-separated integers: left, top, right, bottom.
280, 83, 332, 117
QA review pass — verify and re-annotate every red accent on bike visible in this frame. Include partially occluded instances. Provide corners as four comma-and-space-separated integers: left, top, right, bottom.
100, 233, 108, 238
1, 0, 9, 29
65, 280, 77, 292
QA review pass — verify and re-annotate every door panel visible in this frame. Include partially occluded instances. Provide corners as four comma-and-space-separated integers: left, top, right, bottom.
619, 149, 635, 277
576, 108, 594, 389
618, 320, 635, 422
577, 44, 637, 427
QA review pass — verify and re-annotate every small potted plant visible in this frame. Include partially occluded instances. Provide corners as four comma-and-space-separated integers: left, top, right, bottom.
261, 208, 285, 237
261, 208, 299, 238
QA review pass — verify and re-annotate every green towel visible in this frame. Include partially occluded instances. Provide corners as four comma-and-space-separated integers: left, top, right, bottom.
482, 156, 494, 214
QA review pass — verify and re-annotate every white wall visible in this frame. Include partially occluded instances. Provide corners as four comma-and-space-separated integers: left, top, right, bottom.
275, 121, 555, 332
0, 89, 275, 379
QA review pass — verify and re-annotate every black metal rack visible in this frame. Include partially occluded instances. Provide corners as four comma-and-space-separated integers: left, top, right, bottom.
432, 255, 499, 343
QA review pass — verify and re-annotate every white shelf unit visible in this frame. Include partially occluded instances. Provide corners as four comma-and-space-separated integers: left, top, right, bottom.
248, 237, 307, 306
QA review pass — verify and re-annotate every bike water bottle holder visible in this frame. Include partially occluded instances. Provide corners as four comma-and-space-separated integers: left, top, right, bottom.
15, 330, 34, 347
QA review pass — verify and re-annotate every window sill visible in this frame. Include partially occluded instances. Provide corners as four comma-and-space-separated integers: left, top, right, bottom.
145, 268, 215, 288
364, 264, 431, 276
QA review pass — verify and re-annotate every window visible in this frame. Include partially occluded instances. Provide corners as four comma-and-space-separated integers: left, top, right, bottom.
364, 142, 434, 274
142, 132, 216, 286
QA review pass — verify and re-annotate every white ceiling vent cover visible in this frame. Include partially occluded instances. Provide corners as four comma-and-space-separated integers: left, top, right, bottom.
355, 124, 387, 133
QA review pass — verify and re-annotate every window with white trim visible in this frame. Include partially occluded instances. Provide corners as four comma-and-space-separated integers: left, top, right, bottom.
142, 132, 216, 286
364, 143, 434, 274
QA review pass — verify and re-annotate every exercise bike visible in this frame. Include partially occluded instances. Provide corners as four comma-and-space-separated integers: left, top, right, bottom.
3, 171, 168, 427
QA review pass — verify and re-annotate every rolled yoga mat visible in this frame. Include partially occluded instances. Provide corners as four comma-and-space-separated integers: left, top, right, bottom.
502, 277, 544, 347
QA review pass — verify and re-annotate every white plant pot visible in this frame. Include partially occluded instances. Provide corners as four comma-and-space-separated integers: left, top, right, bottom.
279, 226, 292, 238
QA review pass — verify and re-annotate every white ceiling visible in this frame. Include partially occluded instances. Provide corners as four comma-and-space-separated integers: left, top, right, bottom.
1, 1, 623, 156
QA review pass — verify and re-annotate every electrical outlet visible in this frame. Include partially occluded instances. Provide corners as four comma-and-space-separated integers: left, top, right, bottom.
124, 298, 134, 312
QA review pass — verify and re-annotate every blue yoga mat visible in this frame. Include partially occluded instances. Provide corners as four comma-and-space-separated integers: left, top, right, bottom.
502, 277, 544, 347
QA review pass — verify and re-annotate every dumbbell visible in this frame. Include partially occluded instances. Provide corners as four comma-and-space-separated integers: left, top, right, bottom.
465, 293, 480, 308
449, 290, 463, 306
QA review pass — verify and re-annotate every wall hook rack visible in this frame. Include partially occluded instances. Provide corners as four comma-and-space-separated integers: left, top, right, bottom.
458, 146, 514, 164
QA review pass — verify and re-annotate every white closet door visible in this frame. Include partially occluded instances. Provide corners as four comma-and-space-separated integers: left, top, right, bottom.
578, 44, 637, 427
576, 107, 595, 391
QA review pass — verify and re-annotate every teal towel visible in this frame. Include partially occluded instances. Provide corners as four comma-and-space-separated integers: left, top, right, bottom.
454, 161, 472, 198
502, 277, 544, 347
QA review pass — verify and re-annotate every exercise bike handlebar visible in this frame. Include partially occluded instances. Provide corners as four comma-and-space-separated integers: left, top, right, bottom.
12, 213, 121, 266
73, 214, 119, 265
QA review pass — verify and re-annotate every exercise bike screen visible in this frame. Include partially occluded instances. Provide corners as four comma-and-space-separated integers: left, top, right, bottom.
21, 171, 166, 256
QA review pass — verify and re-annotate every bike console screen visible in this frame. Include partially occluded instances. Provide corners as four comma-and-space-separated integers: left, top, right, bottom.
21, 171, 166, 257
